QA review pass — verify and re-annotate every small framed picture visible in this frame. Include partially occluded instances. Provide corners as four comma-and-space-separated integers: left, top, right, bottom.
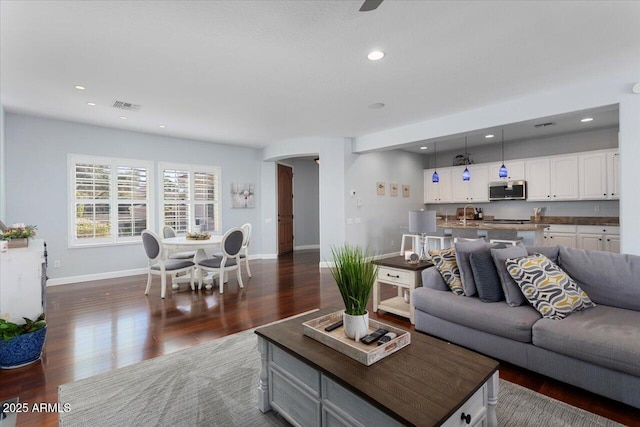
377, 182, 386, 196
402, 184, 410, 197
390, 183, 398, 197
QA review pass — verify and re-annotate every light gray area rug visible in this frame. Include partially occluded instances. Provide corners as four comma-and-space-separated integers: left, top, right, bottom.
59, 319, 622, 427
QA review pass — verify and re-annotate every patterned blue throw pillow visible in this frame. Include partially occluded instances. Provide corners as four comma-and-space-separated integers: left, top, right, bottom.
506, 253, 595, 320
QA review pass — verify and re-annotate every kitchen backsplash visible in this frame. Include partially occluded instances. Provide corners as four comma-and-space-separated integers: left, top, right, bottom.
425, 200, 619, 220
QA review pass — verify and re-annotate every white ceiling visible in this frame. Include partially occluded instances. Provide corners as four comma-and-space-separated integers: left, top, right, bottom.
1, 1, 639, 148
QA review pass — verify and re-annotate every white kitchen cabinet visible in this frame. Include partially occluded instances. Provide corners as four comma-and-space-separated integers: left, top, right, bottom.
526, 158, 551, 201
543, 225, 577, 248
607, 151, 620, 199
526, 156, 578, 201
0, 239, 46, 324
577, 225, 620, 253
450, 165, 489, 203
579, 152, 607, 200
579, 150, 619, 200
424, 168, 452, 203
488, 161, 525, 181
550, 155, 579, 200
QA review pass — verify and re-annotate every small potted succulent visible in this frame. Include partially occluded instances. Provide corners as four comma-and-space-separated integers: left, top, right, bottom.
0, 314, 47, 369
329, 245, 378, 340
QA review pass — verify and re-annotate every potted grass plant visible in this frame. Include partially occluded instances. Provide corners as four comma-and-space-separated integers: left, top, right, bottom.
329, 245, 378, 340
0, 314, 46, 369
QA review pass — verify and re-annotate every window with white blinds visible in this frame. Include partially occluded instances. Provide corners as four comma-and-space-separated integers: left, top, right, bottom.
69, 155, 154, 247
159, 163, 220, 234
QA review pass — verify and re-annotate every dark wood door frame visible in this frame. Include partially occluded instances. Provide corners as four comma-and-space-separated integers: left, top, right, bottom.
277, 163, 294, 256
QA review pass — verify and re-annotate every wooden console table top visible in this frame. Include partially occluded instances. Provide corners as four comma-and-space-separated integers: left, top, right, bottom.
255, 308, 498, 426
372, 255, 433, 271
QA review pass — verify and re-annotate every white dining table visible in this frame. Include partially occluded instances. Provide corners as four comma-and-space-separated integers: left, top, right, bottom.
163, 235, 223, 289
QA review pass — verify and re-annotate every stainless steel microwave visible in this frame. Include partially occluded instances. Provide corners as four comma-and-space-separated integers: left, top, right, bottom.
488, 180, 527, 201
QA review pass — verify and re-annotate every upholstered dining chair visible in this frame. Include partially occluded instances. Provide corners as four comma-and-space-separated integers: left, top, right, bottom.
197, 227, 244, 294
162, 226, 197, 260
142, 230, 195, 298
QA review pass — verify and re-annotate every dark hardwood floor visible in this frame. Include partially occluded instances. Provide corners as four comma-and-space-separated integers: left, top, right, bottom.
1, 249, 638, 426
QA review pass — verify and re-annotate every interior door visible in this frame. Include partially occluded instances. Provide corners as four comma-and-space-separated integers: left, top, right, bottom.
277, 164, 294, 255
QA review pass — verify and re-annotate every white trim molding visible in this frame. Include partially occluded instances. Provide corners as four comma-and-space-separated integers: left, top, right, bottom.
319, 251, 398, 269
47, 268, 148, 286
294, 244, 320, 250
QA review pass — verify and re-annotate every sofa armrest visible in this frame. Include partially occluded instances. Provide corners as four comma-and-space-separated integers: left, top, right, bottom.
422, 266, 449, 291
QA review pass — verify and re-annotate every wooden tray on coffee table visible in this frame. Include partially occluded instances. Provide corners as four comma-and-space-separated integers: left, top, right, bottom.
302, 310, 410, 366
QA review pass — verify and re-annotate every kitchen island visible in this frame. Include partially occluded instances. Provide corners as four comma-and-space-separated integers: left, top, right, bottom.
436, 220, 550, 246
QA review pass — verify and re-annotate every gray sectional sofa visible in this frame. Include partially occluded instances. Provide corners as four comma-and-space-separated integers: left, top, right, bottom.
412, 245, 640, 409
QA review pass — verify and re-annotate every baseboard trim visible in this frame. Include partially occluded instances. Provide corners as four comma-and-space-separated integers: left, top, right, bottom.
47, 268, 148, 286
319, 252, 398, 269
294, 245, 320, 250
48, 253, 278, 286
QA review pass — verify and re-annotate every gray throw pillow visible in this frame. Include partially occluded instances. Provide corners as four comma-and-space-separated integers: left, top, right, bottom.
526, 246, 560, 264
455, 240, 489, 296
470, 249, 505, 303
490, 245, 528, 306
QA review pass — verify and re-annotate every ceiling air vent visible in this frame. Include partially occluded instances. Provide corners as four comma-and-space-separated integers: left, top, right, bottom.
112, 100, 141, 112
534, 122, 556, 128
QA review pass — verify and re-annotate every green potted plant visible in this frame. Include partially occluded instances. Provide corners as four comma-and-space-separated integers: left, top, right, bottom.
329, 245, 378, 340
0, 314, 46, 369
1, 224, 37, 249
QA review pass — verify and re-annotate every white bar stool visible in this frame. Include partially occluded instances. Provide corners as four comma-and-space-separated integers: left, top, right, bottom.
400, 234, 420, 255
489, 238, 523, 246
424, 234, 454, 252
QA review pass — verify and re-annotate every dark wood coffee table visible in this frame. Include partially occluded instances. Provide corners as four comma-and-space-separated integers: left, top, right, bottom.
255, 308, 499, 427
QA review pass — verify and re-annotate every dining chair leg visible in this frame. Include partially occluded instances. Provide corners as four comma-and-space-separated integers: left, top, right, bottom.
237, 267, 244, 288
161, 274, 167, 299
145, 272, 152, 295
189, 268, 195, 291
219, 267, 225, 294
245, 255, 252, 278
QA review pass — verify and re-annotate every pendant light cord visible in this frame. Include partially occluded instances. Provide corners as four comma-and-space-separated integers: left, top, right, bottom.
501, 129, 505, 163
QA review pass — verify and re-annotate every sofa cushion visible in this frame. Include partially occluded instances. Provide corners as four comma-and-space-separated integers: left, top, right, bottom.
491, 245, 528, 307
421, 266, 450, 292
454, 239, 488, 296
470, 249, 504, 302
558, 247, 640, 311
412, 287, 540, 342
429, 247, 464, 295
506, 254, 595, 320
533, 305, 640, 377
526, 246, 560, 264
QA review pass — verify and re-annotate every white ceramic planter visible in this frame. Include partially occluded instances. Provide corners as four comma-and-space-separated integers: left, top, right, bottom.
343, 311, 369, 341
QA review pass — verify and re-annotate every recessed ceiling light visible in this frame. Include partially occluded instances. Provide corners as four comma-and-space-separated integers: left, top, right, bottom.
581, 117, 594, 122
119, 116, 127, 120
87, 102, 96, 106
420, 146, 428, 150
485, 134, 495, 139
368, 102, 385, 109
159, 125, 166, 128
74, 85, 86, 90
367, 50, 385, 61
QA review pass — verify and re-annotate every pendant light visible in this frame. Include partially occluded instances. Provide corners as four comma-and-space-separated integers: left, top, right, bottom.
432, 142, 439, 183
462, 136, 470, 181
499, 129, 508, 179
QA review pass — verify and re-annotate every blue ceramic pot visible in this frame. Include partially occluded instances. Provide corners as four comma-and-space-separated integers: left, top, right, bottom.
0, 326, 46, 369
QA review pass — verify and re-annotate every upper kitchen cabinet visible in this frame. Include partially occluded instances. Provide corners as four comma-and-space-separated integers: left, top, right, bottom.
578, 149, 619, 200
488, 161, 525, 181
424, 168, 452, 203
526, 155, 578, 201
451, 165, 489, 203
607, 151, 620, 199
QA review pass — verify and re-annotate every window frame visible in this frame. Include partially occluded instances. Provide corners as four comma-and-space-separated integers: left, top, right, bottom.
68, 154, 155, 248
158, 162, 221, 235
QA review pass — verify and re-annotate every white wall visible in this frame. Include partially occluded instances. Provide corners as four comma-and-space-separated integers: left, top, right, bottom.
291, 158, 319, 249
426, 127, 618, 169
353, 70, 640, 255
262, 137, 349, 263
0, 102, 5, 221
345, 149, 427, 256
5, 114, 263, 282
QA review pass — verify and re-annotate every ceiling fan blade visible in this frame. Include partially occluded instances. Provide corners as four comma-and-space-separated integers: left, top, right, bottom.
359, 0, 383, 12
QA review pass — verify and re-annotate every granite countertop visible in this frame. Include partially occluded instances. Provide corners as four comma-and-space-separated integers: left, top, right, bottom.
436, 221, 549, 231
